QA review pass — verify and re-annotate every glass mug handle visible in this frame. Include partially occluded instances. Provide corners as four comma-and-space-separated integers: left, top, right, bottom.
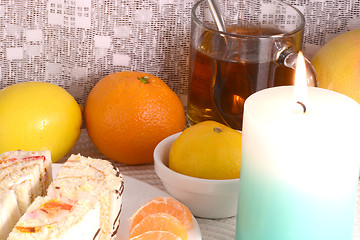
210, 47, 318, 130
276, 48, 318, 87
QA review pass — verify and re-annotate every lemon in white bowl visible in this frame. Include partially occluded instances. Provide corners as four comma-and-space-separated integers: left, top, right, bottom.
154, 121, 241, 219
169, 120, 242, 180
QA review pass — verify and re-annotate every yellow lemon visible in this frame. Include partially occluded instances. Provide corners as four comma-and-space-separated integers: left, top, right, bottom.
169, 121, 242, 180
0, 82, 82, 162
311, 29, 360, 103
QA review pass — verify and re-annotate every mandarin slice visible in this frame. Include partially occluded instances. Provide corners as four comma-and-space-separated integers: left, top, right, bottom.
129, 230, 182, 240
129, 197, 193, 231
129, 213, 187, 240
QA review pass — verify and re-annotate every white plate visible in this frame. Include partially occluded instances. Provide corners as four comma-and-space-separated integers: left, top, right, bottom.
53, 164, 202, 240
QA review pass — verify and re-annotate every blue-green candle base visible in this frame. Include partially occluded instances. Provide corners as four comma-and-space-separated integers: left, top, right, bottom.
235, 159, 357, 240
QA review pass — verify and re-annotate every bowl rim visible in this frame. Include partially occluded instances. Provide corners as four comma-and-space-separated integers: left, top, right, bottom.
154, 132, 239, 195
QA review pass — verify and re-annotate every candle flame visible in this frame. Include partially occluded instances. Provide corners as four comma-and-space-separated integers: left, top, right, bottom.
294, 51, 308, 106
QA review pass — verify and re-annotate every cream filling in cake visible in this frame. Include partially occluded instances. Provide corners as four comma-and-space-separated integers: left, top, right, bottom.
0, 150, 52, 214
0, 190, 21, 240
47, 154, 124, 240
7, 196, 100, 240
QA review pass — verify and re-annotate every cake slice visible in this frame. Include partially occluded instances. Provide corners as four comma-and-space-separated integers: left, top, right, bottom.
0, 150, 52, 214
0, 190, 21, 240
47, 154, 124, 240
7, 196, 100, 240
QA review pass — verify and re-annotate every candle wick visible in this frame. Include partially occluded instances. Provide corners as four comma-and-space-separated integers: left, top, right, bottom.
297, 101, 306, 113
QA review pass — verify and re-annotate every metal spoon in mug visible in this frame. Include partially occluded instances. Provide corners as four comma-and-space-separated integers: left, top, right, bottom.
206, 0, 234, 127
206, 0, 226, 32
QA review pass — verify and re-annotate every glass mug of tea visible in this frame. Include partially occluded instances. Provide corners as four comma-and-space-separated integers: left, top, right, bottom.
187, 0, 317, 130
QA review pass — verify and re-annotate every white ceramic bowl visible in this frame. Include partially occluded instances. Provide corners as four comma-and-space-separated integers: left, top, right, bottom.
154, 132, 240, 219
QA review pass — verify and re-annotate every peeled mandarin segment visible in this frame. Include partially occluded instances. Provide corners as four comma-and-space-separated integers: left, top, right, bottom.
129, 197, 193, 231
129, 230, 182, 240
129, 213, 187, 240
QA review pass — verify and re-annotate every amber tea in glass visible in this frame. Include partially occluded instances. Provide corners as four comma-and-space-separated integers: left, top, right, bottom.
187, 0, 316, 130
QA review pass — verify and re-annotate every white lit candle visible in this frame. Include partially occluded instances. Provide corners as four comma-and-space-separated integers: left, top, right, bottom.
235, 53, 360, 240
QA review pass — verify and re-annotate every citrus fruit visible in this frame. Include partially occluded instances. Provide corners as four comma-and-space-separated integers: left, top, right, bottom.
129, 231, 181, 240
311, 29, 360, 103
84, 71, 185, 165
169, 120, 242, 180
311, 29, 360, 177
129, 213, 187, 240
129, 197, 193, 231
0, 82, 82, 162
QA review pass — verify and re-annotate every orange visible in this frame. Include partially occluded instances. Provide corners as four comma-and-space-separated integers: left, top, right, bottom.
129, 213, 187, 240
129, 197, 193, 231
129, 231, 181, 240
84, 71, 185, 165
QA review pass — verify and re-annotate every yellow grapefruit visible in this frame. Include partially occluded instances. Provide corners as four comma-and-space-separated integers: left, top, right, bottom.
311, 29, 360, 103
0, 82, 82, 162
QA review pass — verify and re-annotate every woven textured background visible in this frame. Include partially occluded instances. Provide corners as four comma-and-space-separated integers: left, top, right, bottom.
0, 0, 359, 106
